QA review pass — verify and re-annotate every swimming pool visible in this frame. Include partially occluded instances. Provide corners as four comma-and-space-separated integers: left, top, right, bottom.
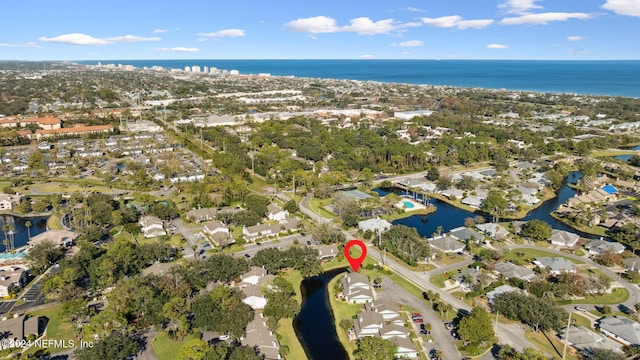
402, 201, 415, 209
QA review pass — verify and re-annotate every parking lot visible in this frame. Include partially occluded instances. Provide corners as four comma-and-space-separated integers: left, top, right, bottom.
0, 300, 15, 315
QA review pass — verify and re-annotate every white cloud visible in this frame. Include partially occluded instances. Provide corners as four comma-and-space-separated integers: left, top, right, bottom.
421, 15, 494, 29
286, 16, 397, 35
397, 21, 423, 29
421, 15, 463, 28
457, 19, 495, 29
198, 29, 246, 38
343, 17, 394, 35
0, 42, 40, 48
285, 16, 339, 33
487, 43, 510, 49
39, 33, 112, 45
155, 47, 200, 52
603, 0, 640, 17
404, 7, 426, 13
106, 35, 161, 43
391, 40, 423, 47
153, 29, 169, 34
498, 0, 542, 14
359, 54, 375, 59
501, 12, 592, 25
567, 36, 585, 41
39, 33, 161, 45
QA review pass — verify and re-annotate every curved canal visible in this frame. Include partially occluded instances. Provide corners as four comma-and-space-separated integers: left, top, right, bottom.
294, 267, 349, 360
377, 171, 602, 239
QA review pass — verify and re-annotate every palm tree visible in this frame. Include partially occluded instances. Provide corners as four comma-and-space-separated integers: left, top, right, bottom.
1, 224, 9, 252
25, 220, 32, 241
7, 224, 15, 252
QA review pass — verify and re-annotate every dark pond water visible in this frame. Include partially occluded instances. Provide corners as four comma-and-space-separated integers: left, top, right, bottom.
294, 267, 349, 360
0, 215, 48, 250
376, 171, 601, 240
613, 145, 640, 162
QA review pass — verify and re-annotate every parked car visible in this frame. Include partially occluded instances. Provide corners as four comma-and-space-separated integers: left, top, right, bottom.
244, 254, 251, 258
575, 306, 588, 312
413, 318, 424, 324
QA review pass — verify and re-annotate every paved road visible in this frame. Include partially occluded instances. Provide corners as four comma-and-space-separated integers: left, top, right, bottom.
377, 277, 461, 360
234, 234, 313, 259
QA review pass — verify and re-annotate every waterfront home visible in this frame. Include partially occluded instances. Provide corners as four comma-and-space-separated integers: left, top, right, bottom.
316, 244, 339, 261
241, 313, 281, 360
475, 223, 509, 240
549, 229, 580, 247
598, 316, 640, 346
533, 257, 576, 275
0, 266, 28, 297
353, 310, 384, 338
493, 262, 536, 282
559, 325, 622, 355
449, 227, 485, 243
429, 236, 465, 253
138, 215, 166, 238
341, 272, 374, 304
0, 193, 22, 210
358, 217, 392, 234
238, 267, 275, 310
461, 196, 483, 208
584, 239, 626, 255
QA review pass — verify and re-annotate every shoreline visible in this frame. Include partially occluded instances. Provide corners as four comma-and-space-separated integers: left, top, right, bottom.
549, 212, 608, 237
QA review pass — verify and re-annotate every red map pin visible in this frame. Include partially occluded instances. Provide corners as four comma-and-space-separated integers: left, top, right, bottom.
344, 239, 367, 272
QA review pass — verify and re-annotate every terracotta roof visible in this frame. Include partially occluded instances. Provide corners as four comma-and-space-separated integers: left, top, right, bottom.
36, 124, 113, 135
24, 117, 61, 125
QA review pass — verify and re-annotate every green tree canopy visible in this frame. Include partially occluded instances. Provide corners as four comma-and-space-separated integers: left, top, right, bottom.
353, 336, 395, 360
521, 219, 552, 241
457, 305, 495, 345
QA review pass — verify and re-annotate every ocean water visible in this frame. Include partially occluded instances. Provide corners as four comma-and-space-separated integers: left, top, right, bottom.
79, 59, 640, 98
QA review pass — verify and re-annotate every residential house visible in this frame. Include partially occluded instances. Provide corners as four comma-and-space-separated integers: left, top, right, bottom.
559, 326, 622, 355
486, 285, 522, 304
353, 310, 384, 338
449, 227, 485, 243
550, 229, 580, 247
365, 298, 402, 324
390, 337, 419, 359
243, 224, 276, 242
624, 258, 640, 272
0, 315, 47, 343
241, 313, 281, 360
461, 196, 483, 208
380, 323, 410, 340
341, 272, 374, 304
358, 217, 392, 234
37, 141, 52, 151
138, 215, 166, 238
202, 221, 233, 246
0, 267, 28, 297
0, 193, 22, 210
533, 257, 576, 275
598, 316, 640, 346
185, 208, 217, 223
239, 267, 275, 310
429, 236, 465, 253
493, 262, 536, 282
475, 223, 509, 240
317, 244, 339, 261
141, 262, 175, 277
584, 239, 626, 255
267, 203, 289, 221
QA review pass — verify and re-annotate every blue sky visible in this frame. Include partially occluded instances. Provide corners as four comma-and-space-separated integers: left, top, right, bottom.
1, 0, 639, 60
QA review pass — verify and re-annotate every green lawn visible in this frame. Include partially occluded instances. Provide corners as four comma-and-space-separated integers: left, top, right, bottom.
152, 332, 197, 360
276, 318, 307, 360
429, 273, 450, 288
558, 288, 629, 305
571, 313, 593, 330
308, 198, 338, 220
525, 330, 579, 360
504, 248, 584, 265
382, 207, 435, 222
591, 149, 637, 157
20, 304, 74, 356
281, 269, 303, 303
46, 214, 64, 230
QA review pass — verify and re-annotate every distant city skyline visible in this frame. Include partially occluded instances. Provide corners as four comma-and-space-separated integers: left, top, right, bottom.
1, 0, 639, 60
